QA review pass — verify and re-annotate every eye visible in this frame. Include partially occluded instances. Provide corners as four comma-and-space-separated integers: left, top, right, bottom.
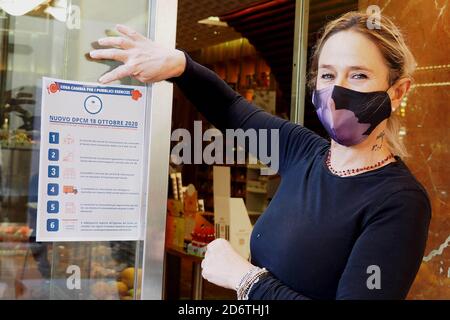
320, 73, 335, 80
351, 73, 368, 79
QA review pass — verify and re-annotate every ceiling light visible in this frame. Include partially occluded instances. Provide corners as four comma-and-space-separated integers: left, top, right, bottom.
198, 16, 228, 27
0, 0, 48, 16
0, 0, 68, 23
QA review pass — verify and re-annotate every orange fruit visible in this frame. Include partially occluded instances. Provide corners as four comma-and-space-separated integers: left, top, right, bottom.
116, 281, 128, 296
129, 288, 141, 299
120, 267, 142, 289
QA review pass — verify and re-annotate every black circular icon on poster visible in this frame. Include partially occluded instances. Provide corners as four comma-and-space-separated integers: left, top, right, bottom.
84, 95, 103, 114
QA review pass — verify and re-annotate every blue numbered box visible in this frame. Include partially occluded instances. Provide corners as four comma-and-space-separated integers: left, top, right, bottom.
49, 132, 59, 144
48, 165, 59, 178
47, 201, 59, 213
47, 183, 59, 196
48, 149, 59, 161
47, 219, 59, 232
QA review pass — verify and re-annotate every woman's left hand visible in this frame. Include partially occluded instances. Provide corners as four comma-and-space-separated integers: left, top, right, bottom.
201, 238, 254, 290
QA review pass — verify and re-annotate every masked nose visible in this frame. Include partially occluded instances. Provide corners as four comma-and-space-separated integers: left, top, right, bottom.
325, 98, 345, 128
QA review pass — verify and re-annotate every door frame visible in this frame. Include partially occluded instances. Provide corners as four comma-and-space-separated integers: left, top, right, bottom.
290, 0, 310, 125
139, 0, 178, 300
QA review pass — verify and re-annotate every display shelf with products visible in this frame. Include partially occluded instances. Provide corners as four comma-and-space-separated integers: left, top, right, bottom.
194, 160, 273, 226
175, 39, 282, 226
193, 53, 276, 221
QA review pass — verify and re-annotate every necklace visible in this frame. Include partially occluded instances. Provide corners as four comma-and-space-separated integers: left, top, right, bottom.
325, 149, 395, 177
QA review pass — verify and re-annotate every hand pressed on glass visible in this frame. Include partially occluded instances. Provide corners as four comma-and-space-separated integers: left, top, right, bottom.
89, 24, 186, 84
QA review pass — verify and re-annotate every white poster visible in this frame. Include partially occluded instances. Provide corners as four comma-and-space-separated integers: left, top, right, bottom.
37, 77, 147, 242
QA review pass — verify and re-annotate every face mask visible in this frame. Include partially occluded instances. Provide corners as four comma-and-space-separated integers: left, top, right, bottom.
312, 85, 392, 146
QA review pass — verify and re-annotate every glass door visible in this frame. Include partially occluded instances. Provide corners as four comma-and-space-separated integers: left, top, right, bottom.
0, 0, 176, 300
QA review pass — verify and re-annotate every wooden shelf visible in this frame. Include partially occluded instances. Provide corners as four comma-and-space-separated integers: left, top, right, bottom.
246, 188, 267, 194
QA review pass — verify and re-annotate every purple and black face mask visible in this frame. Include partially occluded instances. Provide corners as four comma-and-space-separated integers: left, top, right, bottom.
312, 85, 392, 146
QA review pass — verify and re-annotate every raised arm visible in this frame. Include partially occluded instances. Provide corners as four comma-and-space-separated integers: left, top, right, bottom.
89, 25, 328, 174
169, 51, 330, 173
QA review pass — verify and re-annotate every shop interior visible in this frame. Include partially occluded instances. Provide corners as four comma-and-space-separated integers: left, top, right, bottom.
163, 0, 450, 300
164, 0, 358, 299
0, 0, 149, 300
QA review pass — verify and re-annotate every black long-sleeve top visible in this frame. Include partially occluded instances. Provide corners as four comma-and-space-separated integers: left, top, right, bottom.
169, 52, 431, 300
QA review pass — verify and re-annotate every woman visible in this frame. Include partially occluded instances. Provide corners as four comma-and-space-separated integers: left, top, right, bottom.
90, 12, 431, 300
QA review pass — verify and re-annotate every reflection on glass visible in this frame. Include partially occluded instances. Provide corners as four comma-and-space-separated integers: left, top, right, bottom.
0, 0, 148, 300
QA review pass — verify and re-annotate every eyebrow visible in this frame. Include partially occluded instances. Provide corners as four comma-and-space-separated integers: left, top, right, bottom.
319, 64, 374, 73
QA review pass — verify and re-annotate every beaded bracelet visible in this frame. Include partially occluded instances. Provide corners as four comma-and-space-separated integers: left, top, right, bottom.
236, 266, 269, 300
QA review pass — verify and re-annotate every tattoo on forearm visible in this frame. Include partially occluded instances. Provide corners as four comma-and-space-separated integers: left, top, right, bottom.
372, 131, 385, 151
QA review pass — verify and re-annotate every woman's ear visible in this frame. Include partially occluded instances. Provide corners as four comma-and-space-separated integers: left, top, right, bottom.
388, 78, 411, 112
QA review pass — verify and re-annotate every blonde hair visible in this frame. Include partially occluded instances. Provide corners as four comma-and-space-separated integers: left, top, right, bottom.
308, 11, 416, 158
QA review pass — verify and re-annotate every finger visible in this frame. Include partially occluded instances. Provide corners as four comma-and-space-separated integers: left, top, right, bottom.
207, 239, 218, 250
90, 48, 128, 62
98, 64, 132, 84
207, 238, 223, 250
116, 24, 146, 42
98, 36, 134, 49
201, 268, 211, 281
